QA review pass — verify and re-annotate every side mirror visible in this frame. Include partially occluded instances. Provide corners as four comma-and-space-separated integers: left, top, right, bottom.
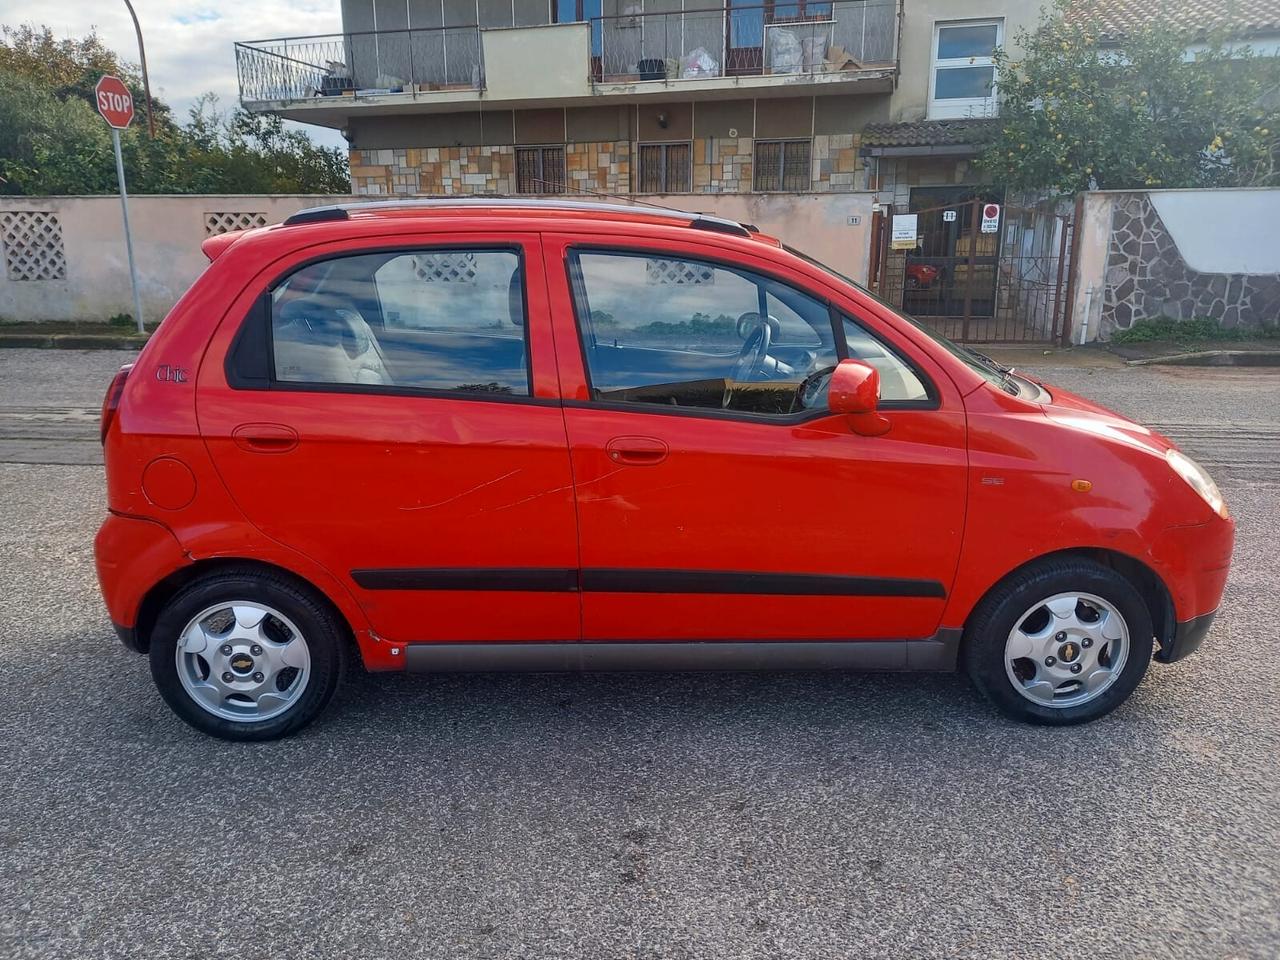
829, 358, 891, 436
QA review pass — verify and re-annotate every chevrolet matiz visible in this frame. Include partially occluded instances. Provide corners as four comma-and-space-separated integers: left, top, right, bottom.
94, 200, 1233, 740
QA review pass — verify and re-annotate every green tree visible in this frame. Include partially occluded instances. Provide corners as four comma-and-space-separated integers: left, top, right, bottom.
976, 2, 1279, 193
0, 25, 349, 195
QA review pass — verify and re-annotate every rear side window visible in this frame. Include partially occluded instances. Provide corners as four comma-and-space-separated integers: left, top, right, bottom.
266, 249, 529, 396
569, 250, 839, 417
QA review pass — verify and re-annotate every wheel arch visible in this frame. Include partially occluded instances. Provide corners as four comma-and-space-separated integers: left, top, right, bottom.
134, 558, 361, 657
959, 547, 1175, 653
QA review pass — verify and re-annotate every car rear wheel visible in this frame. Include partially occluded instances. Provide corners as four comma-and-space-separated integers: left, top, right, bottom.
963, 558, 1154, 725
149, 567, 347, 740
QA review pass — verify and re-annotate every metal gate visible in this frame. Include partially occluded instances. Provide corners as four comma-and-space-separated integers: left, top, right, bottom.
872, 198, 1074, 344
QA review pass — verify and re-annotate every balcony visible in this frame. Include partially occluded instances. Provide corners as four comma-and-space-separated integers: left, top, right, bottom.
235, 25, 486, 105
234, 1, 898, 125
592, 1, 898, 87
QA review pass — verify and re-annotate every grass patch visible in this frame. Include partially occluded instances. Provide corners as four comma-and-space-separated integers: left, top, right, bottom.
1113, 317, 1280, 344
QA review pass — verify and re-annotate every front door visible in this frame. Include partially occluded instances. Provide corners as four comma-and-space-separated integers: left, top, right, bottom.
198, 235, 580, 645
544, 235, 967, 645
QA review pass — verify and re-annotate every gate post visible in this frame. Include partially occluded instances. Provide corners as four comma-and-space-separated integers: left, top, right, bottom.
960, 197, 979, 340
1060, 192, 1086, 346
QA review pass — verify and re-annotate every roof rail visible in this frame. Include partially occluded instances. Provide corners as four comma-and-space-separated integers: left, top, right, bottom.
281, 197, 754, 237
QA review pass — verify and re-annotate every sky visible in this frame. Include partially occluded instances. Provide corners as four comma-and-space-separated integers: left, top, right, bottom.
0, 0, 347, 147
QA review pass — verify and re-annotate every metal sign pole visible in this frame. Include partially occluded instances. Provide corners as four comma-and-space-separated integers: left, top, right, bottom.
112, 127, 145, 335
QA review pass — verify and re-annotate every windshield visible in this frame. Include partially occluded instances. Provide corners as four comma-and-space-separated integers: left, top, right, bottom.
783, 243, 1018, 394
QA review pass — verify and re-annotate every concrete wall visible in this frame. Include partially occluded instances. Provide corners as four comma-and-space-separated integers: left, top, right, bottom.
0, 192, 873, 323
1068, 188, 1280, 341
0, 196, 349, 323
484, 23, 593, 102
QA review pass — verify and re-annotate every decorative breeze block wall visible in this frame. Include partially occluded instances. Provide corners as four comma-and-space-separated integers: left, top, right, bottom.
205, 212, 269, 235
1, 211, 67, 281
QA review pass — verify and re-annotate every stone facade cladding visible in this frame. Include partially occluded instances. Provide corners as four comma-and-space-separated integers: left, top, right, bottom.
1101, 193, 1280, 335
351, 146, 516, 196
692, 137, 753, 193
565, 141, 630, 194
811, 134, 862, 192
352, 135, 862, 196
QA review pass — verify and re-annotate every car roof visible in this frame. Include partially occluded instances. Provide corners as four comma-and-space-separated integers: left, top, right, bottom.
282, 197, 762, 240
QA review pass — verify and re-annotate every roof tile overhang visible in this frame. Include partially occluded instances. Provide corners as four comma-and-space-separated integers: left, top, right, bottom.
859, 119, 997, 158
1065, 0, 1280, 42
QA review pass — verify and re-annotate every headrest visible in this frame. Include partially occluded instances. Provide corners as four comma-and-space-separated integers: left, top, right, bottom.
508, 270, 524, 328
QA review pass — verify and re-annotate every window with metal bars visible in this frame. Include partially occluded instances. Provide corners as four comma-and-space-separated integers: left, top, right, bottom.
516, 146, 566, 194
637, 142, 691, 193
753, 139, 812, 192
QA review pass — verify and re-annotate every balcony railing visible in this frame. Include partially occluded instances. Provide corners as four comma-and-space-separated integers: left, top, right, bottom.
592, 0, 897, 84
235, 25, 484, 104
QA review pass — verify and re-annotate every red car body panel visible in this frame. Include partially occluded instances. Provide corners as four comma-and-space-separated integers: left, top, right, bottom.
94, 204, 1234, 673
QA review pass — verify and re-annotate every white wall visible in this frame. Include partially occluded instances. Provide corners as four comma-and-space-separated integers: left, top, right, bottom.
1150, 189, 1280, 275
0, 192, 874, 324
0, 196, 350, 323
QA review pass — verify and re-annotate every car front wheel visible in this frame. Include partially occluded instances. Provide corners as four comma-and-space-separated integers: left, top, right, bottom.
963, 558, 1154, 725
148, 567, 347, 740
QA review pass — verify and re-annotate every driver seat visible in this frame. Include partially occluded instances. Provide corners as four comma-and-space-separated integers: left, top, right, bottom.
273, 300, 393, 386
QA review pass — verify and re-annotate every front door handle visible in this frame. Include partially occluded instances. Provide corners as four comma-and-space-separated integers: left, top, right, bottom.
606, 436, 668, 466
232, 422, 299, 453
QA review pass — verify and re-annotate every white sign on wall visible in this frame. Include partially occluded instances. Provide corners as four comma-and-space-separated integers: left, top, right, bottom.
980, 203, 1001, 233
943, 209, 957, 222
890, 213, 919, 250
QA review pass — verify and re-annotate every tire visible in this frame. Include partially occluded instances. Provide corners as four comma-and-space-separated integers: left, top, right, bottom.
962, 557, 1154, 725
149, 566, 348, 741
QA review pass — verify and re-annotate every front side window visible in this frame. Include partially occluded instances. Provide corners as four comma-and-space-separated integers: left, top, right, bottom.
516, 146, 565, 194
569, 250, 840, 416
269, 249, 529, 395
928, 19, 1001, 120
637, 142, 691, 193
754, 139, 812, 191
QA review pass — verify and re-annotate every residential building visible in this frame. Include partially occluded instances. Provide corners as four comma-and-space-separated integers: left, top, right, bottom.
234, 1, 1041, 207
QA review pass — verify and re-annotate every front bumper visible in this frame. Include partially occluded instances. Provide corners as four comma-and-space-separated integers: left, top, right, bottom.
112, 622, 144, 654
1156, 609, 1217, 664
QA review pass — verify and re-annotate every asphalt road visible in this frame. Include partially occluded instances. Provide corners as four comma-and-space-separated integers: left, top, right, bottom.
1, 348, 1277, 959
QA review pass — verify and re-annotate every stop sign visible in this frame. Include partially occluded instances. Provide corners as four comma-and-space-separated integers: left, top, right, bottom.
95, 75, 134, 129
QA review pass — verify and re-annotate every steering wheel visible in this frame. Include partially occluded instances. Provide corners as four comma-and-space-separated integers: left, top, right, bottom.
731, 313, 773, 382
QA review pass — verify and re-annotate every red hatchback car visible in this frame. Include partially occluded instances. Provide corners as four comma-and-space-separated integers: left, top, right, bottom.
95, 200, 1233, 740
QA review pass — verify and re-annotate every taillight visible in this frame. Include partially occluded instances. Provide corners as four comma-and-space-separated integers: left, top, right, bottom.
100, 364, 133, 444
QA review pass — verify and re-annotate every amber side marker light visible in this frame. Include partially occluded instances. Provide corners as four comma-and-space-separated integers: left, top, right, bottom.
1071, 479, 1093, 492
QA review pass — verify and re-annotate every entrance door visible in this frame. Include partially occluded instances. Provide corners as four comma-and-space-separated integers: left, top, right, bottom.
545, 235, 967, 645
198, 235, 581, 645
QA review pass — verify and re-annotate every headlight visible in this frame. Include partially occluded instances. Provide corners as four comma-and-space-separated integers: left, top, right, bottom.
1166, 449, 1228, 518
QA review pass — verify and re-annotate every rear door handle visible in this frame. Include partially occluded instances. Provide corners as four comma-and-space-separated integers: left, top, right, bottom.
232, 423, 299, 453
606, 436, 668, 466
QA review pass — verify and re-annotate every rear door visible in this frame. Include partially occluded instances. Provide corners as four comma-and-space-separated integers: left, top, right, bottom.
198, 234, 581, 645
543, 233, 967, 646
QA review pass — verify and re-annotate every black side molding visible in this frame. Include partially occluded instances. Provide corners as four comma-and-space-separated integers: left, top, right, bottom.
580, 568, 946, 598
351, 567, 946, 599
351, 567, 579, 592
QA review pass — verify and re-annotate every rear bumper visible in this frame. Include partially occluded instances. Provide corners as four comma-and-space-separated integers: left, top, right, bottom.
95, 511, 191, 642
1156, 609, 1217, 664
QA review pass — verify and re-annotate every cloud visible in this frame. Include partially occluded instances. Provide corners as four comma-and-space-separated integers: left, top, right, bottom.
0, 0, 346, 147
